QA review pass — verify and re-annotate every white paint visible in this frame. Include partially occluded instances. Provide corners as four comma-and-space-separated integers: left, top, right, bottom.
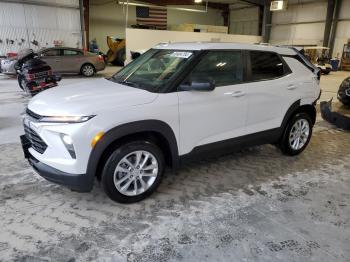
0, 1, 81, 56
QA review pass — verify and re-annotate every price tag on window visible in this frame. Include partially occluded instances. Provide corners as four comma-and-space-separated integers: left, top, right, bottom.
170, 52, 193, 59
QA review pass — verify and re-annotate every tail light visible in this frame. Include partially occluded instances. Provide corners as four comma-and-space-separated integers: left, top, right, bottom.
26, 73, 35, 81
97, 55, 104, 62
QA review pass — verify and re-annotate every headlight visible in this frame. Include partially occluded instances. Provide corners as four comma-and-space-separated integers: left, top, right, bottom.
39, 115, 95, 123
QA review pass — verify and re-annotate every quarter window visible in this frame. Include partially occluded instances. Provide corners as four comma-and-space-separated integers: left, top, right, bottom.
250, 51, 286, 81
189, 51, 243, 87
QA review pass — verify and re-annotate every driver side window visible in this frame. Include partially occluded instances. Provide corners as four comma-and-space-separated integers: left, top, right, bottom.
189, 50, 243, 87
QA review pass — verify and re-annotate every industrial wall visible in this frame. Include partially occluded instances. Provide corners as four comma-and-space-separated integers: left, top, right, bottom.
269, 0, 350, 57
89, 2, 224, 53
334, 0, 350, 57
0, 0, 82, 56
229, 7, 260, 36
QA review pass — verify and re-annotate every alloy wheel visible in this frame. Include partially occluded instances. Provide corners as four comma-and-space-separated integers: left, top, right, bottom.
289, 119, 310, 150
113, 150, 159, 196
82, 65, 94, 76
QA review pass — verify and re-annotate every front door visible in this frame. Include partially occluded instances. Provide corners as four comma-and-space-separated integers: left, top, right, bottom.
178, 50, 248, 155
39, 48, 62, 73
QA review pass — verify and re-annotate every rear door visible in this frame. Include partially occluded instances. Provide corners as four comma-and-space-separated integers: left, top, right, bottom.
243, 50, 301, 134
178, 50, 248, 155
60, 49, 85, 73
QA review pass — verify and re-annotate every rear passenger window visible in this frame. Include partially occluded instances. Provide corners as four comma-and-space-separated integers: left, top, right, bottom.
250, 51, 286, 81
190, 51, 243, 87
63, 49, 82, 56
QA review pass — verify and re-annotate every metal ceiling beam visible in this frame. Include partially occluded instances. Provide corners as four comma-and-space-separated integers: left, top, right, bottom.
138, 0, 228, 10
323, 0, 335, 47
329, 0, 342, 55
238, 0, 264, 6
262, 0, 271, 42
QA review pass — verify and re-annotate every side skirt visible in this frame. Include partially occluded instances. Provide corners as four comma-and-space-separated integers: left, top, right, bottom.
179, 127, 282, 164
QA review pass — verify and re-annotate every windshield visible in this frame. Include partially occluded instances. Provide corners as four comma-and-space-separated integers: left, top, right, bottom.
110, 49, 195, 92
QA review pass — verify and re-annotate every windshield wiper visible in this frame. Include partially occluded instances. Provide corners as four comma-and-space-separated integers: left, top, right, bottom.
118, 80, 139, 88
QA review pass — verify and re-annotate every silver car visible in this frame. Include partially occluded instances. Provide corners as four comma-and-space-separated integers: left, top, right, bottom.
0, 57, 17, 75
0, 47, 106, 77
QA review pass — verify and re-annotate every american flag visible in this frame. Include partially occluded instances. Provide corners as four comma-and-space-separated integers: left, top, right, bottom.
136, 6, 167, 30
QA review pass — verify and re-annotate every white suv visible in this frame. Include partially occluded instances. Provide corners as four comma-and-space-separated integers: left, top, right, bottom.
20, 43, 321, 203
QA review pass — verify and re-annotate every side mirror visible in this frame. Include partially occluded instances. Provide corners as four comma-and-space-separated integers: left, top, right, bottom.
179, 79, 215, 92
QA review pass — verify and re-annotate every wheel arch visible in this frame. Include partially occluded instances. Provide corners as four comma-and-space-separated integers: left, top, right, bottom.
85, 120, 179, 183
281, 99, 317, 130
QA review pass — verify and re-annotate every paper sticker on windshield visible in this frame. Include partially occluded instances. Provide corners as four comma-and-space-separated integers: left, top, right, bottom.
170, 52, 193, 59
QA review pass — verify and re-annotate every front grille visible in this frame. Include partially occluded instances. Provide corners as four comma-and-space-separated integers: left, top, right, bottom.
24, 125, 47, 154
26, 108, 42, 121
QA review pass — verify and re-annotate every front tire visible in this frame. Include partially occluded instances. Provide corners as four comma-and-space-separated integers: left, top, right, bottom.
101, 141, 165, 203
17, 75, 25, 90
279, 113, 313, 156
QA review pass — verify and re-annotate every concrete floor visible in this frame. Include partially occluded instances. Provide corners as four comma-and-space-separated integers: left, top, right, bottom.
0, 69, 350, 262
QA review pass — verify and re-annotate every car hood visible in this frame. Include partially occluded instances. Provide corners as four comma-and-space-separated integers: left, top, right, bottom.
28, 78, 158, 116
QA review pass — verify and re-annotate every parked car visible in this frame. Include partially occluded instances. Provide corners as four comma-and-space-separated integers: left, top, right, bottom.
38, 47, 106, 77
337, 76, 350, 106
0, 56, 17, 75
15, 49, 61, 96
20, 43, 321, 203
304, 46, 332, 75
1, 47, 105, 76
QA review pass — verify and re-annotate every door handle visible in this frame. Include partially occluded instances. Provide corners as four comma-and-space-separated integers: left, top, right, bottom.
287, 84, 297, 90
229, 91, 245, 97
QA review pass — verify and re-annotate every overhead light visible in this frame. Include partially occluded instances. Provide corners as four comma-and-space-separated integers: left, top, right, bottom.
195, 0, 203, 3
270, 1, 287, 11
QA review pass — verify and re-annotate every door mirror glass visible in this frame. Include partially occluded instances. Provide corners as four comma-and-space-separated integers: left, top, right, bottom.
179, 79, 215, 91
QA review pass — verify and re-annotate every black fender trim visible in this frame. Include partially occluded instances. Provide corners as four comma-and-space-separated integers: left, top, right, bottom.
280, 99, 301, 130
85, 120, 179, 188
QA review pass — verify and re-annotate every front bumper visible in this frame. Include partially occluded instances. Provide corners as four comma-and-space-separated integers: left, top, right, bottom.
20, 135, 93, 192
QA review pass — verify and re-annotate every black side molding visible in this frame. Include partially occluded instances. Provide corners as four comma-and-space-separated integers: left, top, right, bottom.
180, 127, 282, 164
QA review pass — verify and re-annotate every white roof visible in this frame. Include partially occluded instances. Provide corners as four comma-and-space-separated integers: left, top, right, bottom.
154, 42, 297, 56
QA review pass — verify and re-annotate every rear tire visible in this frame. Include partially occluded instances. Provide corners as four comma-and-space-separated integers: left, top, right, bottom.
101, 140, 165, 203
279, 113, 313, 156
81, 63, 95, 77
